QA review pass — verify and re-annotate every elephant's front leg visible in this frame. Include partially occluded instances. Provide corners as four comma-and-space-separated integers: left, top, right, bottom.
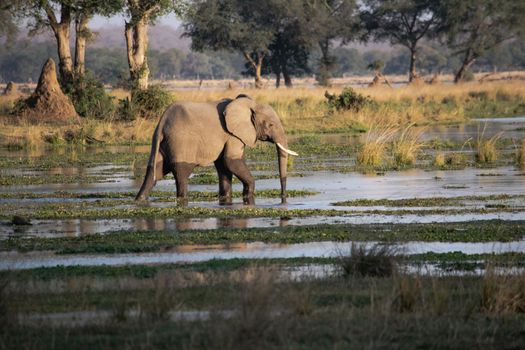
225, 158, 255, 205
214, 159, 233, 205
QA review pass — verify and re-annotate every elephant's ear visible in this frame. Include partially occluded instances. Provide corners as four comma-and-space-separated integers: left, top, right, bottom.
224, 97, 257, 147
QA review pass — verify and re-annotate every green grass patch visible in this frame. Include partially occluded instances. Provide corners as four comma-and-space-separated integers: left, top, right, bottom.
333, 194, 525, 207
2, 220, 525, 254
0, 189, 317, 201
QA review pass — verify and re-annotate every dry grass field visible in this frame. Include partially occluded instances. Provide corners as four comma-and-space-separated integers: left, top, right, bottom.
1, 72, 524, 148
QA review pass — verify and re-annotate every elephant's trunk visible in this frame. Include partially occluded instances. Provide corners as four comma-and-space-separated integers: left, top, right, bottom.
275, 140, 298, 204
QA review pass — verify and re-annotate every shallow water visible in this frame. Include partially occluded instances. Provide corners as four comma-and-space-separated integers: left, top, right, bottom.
2, 117, 525, 259
2, 165, 525, 238
2, 240, 524, 270
2, 211, 525, 239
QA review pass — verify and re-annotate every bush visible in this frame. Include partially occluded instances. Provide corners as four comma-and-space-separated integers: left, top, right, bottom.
337, 243, 398, 278
325, 87, 373, 112
63, 73, 116, 120
118, 85, 174, 121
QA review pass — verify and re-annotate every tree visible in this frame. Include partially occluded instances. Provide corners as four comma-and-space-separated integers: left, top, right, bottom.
333, 47, 367, 76
0, 1, 21, 46
361, 0, 441, 83
12, 0, 122, 85
306, 0, 358, 86
73, 1, 123, 76
124, 0, 174, 90
184, 0, 277, 88
149, 48, 186, 79
266, 0, 312, 88
418, 44, 447, 74
439, 0, 525, 82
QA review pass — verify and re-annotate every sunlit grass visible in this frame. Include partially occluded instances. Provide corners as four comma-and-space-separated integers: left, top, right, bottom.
356, 126, 396, 169
1, 80, 525, 147
392, 124, 425, 167
475, 125, 501, 164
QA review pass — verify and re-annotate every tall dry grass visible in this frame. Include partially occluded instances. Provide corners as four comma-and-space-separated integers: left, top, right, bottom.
392, 124, 425, 166
475, 125, 502, 164
1, 79, 524, 146
356, 126, 396, 169
481, 265, 525, 314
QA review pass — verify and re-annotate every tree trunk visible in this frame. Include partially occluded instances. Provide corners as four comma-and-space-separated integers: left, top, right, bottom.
125, 16, 150, 91
243, 51, 264, 89
283, 66, 292, 88
254, 61, 263, 88
317, 40, 333, 86
44, 3, 73, 86
53, 26, 74, 87
454, 51, 476, 83
74, 14, 90, 77
275, 71, 281, 88
408, 46, 418, 83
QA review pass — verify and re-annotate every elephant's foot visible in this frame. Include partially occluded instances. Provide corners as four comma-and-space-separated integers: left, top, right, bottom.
243, 194, 255, 205
219, 195, 233, 205
177, 197, 189, 207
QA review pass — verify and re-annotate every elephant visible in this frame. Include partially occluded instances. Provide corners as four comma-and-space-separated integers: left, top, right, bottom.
135, 94, 298, 205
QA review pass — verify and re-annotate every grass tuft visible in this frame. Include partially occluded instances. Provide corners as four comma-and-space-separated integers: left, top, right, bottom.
475, 126, 501, 164
517, 138, 525, 168
390, 274, 422, 312
356, 126, 396, 169
392, 124, 425, 167
481, 265, 525, 314
336, 243, 399, 278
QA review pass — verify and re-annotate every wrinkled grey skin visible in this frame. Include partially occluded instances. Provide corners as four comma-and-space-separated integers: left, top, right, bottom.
135, 95, 297, 205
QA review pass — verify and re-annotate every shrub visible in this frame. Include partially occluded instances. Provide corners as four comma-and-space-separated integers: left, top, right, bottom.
63, 73, 116, 120
468, 91, 489, 100
325, 87, 373, 112
495, 89, 513, 102
337, 243, 398, 278
118, 85, 174, 121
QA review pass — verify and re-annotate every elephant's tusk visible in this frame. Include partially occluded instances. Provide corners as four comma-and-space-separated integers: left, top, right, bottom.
277, 143, 299, 156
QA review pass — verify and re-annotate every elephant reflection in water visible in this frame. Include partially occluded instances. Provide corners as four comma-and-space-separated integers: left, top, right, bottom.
136, 95, 298, 205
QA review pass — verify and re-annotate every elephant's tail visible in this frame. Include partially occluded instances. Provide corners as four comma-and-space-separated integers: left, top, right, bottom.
150, 114, 167, 181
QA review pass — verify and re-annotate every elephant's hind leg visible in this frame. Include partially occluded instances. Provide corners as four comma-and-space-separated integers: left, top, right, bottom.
215, 159, 233, 205
135, 155, 167, 201
173, 162, 196, 205
225, 158, 255, 205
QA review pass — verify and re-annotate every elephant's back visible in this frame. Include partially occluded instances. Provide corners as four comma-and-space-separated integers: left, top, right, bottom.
161, 101, 228, 166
